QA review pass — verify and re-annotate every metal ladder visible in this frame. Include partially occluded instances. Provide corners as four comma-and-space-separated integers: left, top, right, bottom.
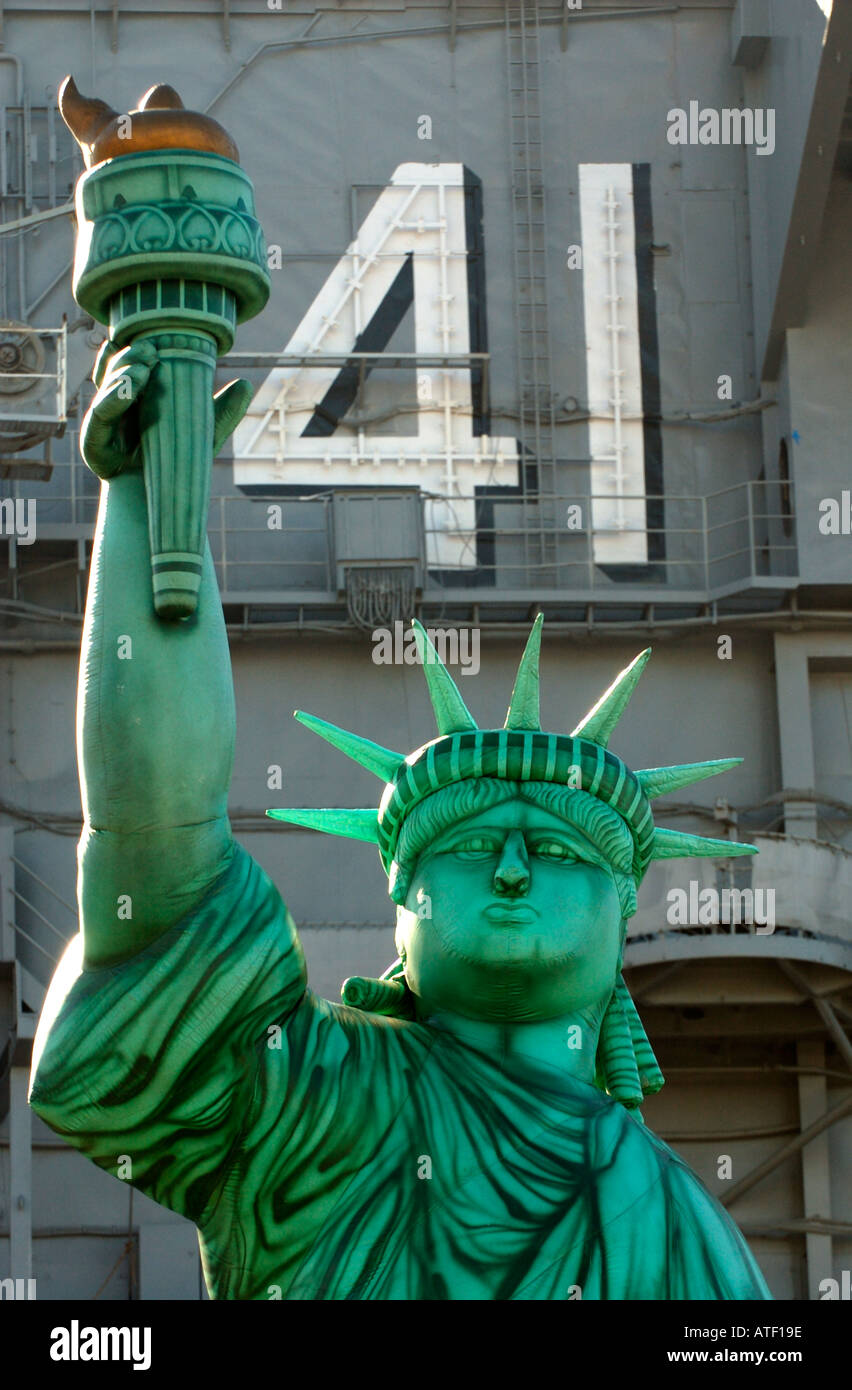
505, 0, 559, 586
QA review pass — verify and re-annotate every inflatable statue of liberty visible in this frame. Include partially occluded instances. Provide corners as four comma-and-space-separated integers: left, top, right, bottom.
28, 77, 772, 1301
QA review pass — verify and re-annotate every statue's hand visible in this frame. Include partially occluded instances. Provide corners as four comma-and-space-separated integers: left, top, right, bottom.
80, 339, 158, 478
80, 338, 254, 479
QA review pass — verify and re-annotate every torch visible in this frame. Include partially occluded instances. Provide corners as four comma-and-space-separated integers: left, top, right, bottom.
59, 77, 270, 619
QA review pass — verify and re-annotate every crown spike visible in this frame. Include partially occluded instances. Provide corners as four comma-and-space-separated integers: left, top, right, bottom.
265, 808, 381, 844
294, 711, 402, 783
570, 648, 652, 748
504, 614, 543, 730
636, 758, 743, 800
650, 827, 758, 861
411, 620, 478, 735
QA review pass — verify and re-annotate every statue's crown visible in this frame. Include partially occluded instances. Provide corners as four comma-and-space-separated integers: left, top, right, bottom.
268, 618, 757, 886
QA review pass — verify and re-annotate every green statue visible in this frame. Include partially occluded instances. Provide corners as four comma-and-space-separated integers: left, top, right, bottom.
28, 80, 771, 1302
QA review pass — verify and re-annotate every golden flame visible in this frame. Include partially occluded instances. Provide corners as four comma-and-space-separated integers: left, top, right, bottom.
58, 76, 239, 168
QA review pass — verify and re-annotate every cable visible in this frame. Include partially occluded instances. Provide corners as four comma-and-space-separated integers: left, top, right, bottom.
0, 796, 81, 834
346, 566, 415, 631
234, 394, 774, 433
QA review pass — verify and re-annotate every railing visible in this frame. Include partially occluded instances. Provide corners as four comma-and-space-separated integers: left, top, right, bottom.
419, 479, 797, 592
0, 323, 67, 426
209, 491, 335, 596
0, 451, 798, 603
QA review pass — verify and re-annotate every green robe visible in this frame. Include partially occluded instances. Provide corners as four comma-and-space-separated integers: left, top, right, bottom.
29, 842, 772, 1301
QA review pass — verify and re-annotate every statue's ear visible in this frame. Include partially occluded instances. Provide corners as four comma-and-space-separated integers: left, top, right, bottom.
388, 859, 409, 906
616, 870, 638, 921
616, 918, 628, 976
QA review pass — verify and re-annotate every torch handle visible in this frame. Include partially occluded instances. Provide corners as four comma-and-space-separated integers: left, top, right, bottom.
135, 330, 217, 620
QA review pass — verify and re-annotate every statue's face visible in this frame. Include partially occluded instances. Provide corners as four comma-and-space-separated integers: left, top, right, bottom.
396, 797, 624, 1024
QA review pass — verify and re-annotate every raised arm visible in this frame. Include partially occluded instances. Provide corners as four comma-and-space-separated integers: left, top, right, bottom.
76, 341, 252, 967
29, 345, 316, 1228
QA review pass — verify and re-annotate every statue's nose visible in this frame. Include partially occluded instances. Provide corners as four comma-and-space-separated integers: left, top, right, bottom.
494, 863, 530, 895
493, 832, 530, 895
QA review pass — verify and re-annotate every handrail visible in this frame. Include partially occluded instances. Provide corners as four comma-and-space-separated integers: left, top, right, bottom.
1, 466, 798, 601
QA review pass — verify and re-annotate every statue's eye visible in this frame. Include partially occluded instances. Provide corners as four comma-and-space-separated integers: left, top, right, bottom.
449, 836, 502, 858
530, 840, 578, 862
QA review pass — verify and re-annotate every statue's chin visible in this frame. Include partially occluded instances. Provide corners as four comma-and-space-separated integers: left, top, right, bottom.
408, 956, 585, 1025
420, 916, 582, 972
400, 913, 618, 1022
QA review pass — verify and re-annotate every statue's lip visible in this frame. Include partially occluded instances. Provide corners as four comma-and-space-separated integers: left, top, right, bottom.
483, 902, 539, 923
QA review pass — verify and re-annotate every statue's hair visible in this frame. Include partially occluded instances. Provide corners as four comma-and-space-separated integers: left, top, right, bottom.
389, 778, 638, 920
